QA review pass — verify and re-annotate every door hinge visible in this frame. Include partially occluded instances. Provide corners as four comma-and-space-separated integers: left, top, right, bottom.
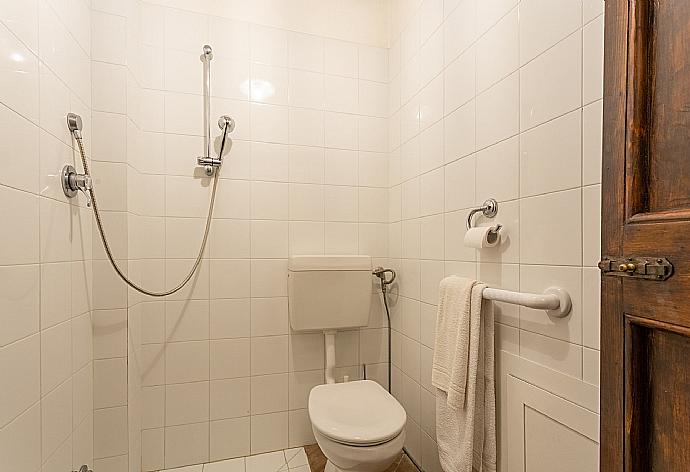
598, 257, 673, 281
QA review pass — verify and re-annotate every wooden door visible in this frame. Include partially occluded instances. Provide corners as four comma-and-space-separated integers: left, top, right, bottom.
601, 1, 690, 470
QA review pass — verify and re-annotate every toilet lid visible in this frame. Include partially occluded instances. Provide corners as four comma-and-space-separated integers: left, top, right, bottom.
308, 380, 407, 446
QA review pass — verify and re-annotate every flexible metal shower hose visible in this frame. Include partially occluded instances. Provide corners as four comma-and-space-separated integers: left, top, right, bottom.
75, 136, 219, 297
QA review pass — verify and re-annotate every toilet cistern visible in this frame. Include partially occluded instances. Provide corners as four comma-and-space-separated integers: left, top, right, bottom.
288, 255, 373, 384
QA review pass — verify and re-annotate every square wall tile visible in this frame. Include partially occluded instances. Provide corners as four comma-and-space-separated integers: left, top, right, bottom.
519, 0, 581, 65
142, 386, 165, 429
476, 8, 518, 93
325, 39, 358, 77
141, 428, 164, 471
250, 373, 289, 414
210, 299, 251, 340
251, 298, 289, 337
582, 267, 601, 350
250, 336, 288, 375
0, 334, 40, 428
289, 333, 324, 372
582, 100, 603, 185
520, 110, 582, 197
0, 405, 41, 472
165, 300, 210, 343
211, 378, 250, 420
166, 341, 210, 384
93, 406, 128, 459
210, 418, 251, 461
289, 32, 324, 72
251, 259, 288, 297
583, 16, 604, 105
520, 189, 582, 266
165, 381, 210, 426
250, 412, 288, 454
0, 187, 38, 266
520, 31, 582, 131
288, 409, 315, 447
288, 370, 323, 410
476, 73, 519, 149
93, 358, 127, 409
164, 421, 210, 468
251, 221, 289, 259
40, 321, 71, 395
210, 339, 250, 380
475, 136, 520, 203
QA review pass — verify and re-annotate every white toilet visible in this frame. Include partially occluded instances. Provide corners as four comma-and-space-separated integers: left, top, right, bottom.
288, 255, 407, 472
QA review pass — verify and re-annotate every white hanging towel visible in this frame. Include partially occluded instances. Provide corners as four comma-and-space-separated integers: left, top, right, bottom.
432, 276, 496, 472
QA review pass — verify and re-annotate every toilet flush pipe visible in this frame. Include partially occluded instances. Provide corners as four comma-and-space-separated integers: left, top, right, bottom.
324, 330, 336, 384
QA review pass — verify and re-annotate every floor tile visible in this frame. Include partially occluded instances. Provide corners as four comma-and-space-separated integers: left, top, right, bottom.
284, 447, 308, 468
160, 443, 419, 472
289, 466, 310, 472
203, 457, 246, 472
245, 451, 287, 472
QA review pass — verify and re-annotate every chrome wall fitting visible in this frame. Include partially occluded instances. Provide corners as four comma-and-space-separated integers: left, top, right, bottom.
62, 164, 92, 207
197, 114, 235, 174
466, 198, 499, 230
218, 115, 235, 133
200, 44, 213, 62
372, 267, 396, 288
466, 198, 502, 242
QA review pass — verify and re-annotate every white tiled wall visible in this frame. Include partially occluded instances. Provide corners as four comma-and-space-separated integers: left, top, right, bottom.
89, 1, 391, 470
0, 1, 94, 472
386, 0, 603, 470
1, 1, 605, 471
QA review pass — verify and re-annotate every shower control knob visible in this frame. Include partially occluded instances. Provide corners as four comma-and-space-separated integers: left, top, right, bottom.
61, 165, 93, 207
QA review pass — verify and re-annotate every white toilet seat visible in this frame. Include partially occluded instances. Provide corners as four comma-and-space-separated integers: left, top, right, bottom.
309, 380, 407, 446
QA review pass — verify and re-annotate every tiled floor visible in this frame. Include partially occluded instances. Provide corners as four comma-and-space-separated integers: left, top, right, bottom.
157, 444, 419, 472
159, 447, 309, 472
304, 444, 419, 472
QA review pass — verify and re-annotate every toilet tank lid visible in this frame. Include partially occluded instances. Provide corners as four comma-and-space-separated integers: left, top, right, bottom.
288, 255, 372, 271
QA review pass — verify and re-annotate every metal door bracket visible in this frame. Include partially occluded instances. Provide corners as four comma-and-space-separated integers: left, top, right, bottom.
598, 257, 673, 280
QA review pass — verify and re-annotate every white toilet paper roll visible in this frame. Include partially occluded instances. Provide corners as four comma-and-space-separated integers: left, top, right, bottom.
464, 225, 501, 248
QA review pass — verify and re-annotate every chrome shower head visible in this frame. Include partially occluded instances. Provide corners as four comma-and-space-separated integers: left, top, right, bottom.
67, 112, 83, 139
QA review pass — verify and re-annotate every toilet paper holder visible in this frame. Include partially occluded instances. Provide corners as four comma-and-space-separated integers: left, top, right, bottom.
466, 198, 501, 234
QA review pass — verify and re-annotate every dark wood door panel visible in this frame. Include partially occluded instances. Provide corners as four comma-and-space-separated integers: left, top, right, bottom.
626, 0, 690, 218
625, 317, 690, 471
647, 1, 690, 213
